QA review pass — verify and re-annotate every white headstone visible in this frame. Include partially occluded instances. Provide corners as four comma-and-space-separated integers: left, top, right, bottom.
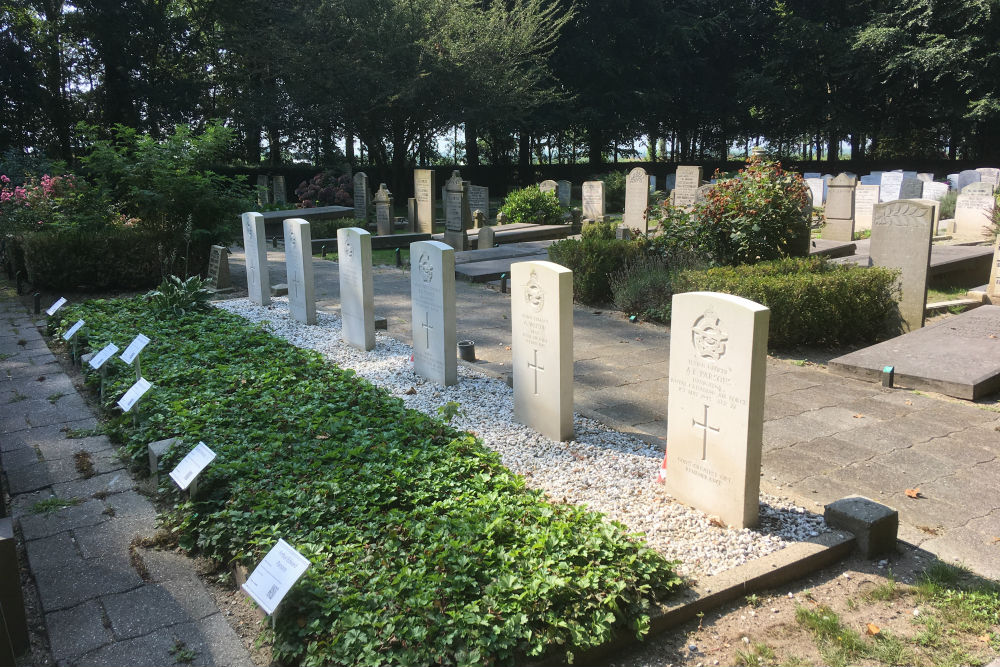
917, 173, 935, 182
870, 200, 935, 331
511, 261, 573, 442
879, 172, 904, 202
241, 212, 271, 306
283, 218, 316, 325
337, 227, 375, 350
665, 292, 769, 529
921, 182, 949, 201
954, 193, 996, 239
805, 178, 825, 207
353, 172, 370, 220
672, 166, 702, 209
854, 185, 880, 232
414, 170, 436, 234
623, 167, 650, 233
556, 180, 571, 207
581, 181, 605, 221
947, 173, 961, 190
410, 241, 456, 387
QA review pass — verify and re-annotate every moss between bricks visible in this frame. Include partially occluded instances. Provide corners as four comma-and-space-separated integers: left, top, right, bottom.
55, 297, 682, 666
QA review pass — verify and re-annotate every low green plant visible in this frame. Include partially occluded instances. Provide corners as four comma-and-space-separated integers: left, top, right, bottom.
938, 190, 958, 220
144, 275, 211, 317
862, 572, 899, 602
581, 219, 618, 240
64, 297, 682, 666
30, 497, 82, 515
499, 186, 564, 225
547, 236, 647, 304
609, 255, 674, 321
734, 641, 775, 667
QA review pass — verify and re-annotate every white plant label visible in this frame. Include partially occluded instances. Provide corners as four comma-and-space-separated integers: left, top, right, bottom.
89, 343, 119, 370
117, 377, 151, 413
242, 539, 310, 615
169, 442, 217, 491
46, 297, 67, 316
62, 319, 84, 341
120, 334, 150, 364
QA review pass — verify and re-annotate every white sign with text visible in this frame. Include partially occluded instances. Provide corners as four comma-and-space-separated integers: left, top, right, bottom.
62, 319, 84, 341
242, 539, 310, 615
117, 377, 151, 413
46, 297, 67, 316
169, 442, 217, 491
88, 343, 120, 370
120, 334, 150, 364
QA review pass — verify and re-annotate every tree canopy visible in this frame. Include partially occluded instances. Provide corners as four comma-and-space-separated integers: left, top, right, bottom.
3, 0, 1000, 171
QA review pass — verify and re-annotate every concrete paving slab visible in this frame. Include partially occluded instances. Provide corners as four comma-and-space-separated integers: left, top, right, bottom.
19, 498, 108, 540
102, 584, 193, 640
34, 555, 144, 612
74, 516, 159, 560
51, 469, 136, 500
45, 600, 111, 662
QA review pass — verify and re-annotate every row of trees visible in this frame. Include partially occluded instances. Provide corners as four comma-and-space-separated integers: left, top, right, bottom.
4, 0, 1000, 186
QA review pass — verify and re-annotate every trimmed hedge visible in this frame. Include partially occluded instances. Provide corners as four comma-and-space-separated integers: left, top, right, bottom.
547, 237, 646, 304
671, 257, 902, 347
53, 299, 681, 666
15, 228, 211, 290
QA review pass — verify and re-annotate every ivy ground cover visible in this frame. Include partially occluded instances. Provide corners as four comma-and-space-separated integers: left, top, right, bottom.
55, 298, 681, 666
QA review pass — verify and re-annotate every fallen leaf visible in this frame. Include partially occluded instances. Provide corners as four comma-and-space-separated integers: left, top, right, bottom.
991, 334, 997, 339
865, 623, 881, 636
905, 487, 922, 499
905, 399, 913, 405
315, 434, 329, 440
853, 414, 865, 419
709, 516, 726, 528
992, 536, 1000, 543
504, 346, 511, 351
404, 387, 416, 395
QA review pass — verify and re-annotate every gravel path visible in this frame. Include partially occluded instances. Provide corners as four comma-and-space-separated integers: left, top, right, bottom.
215, 297, 827, 580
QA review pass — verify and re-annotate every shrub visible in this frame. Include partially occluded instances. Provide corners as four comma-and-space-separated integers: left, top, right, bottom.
16, 227, 208, 290
610, 255, 674, 320
499, 186, 564, 225
651, 157, 812, 266
581, 218, 618, 240
57, 298, 682, 667
598, 171, 627, 212
144, 275, 212, 316
671, 257, 902, 347
548, 236, 646, 304
938, 190, 957, 220
293, 171, 354, 208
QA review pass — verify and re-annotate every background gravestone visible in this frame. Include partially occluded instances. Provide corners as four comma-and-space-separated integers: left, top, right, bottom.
556, 180, 571, 207
879, 172, 903, 202
413, 169, 436, 234
860, 174, 880, 186
623, 167, 650, 233
962, 181, 994, 195
823, 173, 857, 241
337, 227, 375, 350
241, 212, 270, 306
374, 183, 393, 236
511, 260, 573, 442
407, 197, 417, 233
467, 185, 489, 222
539, 180, 557, 196
899, 177, 924, 199
954, 193, 995, 238
206, 245, 231, 290
256, 175, 270, 205
410, 240, 456, 386
283, 218, 316, 325
272, 175, 286, 204
805, 177, 825, 207
443, 171, 470, 251
957, 169, 981, 192
870, 200, 935, 331
672, 165, 702, 209
665, 291, 769, 529
854, 185, 880, 232
917, 172, 935, 182
477, 225, 495, 250
581, 181, 605, 221
976, 167, 1000, 189
353, 172, 370, 221
921, 182, 949, 201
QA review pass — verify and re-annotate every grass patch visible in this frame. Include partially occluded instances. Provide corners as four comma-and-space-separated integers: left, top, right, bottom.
63, 296, 682, 666
927, 285, 973, 303
735, 641, 775, 666
47, 392, 66, 404
862, 571, 901, 603
30, 497, 82, 515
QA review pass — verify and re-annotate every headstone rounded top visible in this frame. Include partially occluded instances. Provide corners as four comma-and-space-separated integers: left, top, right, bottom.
831, 173, 857, 186
338, 226, 372, 237
628, 166, 648, 182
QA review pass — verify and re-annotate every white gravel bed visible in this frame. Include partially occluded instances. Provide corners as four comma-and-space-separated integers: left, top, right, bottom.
215, 297, 828, 580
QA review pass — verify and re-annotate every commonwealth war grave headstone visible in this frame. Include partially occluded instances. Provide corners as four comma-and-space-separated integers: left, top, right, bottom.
241, 212, 271, 306
284, 218, 316, 325
623, 167, 650, 233
353, 172, 370, 221
664, 291, 769, 529
410, 240, 457, 386
582, 181, 605, 221
414, 169, 436, 234
823, 173, 856, 241
337, 227, 375, 350
511, 261, 573, 442
870, 200, 934, 331
374, 183, 393, 236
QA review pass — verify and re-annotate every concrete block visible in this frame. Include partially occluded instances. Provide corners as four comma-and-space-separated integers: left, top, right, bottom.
375, 316, 387, 331
147, 438, 178, 486
824, 496, 898, 558
270, 283, 289, 296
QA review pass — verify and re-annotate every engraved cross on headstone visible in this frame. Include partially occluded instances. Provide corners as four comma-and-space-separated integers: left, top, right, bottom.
289, 273, 303, 301
692, 404, 720, 461
527, 349, 545, 395
421, 311, 433, 349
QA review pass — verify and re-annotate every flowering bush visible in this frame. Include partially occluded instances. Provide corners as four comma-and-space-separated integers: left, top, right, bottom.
0, 173, 81, 233
294, 171, 354, 208
649, 156, 811, 266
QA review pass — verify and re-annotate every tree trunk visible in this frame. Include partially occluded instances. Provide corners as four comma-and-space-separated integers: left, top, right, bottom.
267, 125, 281, 166
587, 127, 603, 166
850, 133, 862, 161
518, 129, 530, 181
828, 133, 838, 162
466, 122, 479, 166
244, 124, 261, 164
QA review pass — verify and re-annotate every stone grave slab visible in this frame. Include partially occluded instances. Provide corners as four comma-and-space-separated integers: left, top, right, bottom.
829, 306, 1000, 399
870, 200, 934, 331
337, 227, 375, 350
241, 212, 270, 306
665, 291, 769, 529
511, 260, 573, 441
283, 219, 316, 325
623, 167, 649, 233
455, 254, 551, 283
410, 240, 456, 386
414, 169, 436, 234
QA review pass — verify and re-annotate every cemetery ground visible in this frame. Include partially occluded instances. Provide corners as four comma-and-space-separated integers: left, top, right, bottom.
4, 242, 1000, 666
